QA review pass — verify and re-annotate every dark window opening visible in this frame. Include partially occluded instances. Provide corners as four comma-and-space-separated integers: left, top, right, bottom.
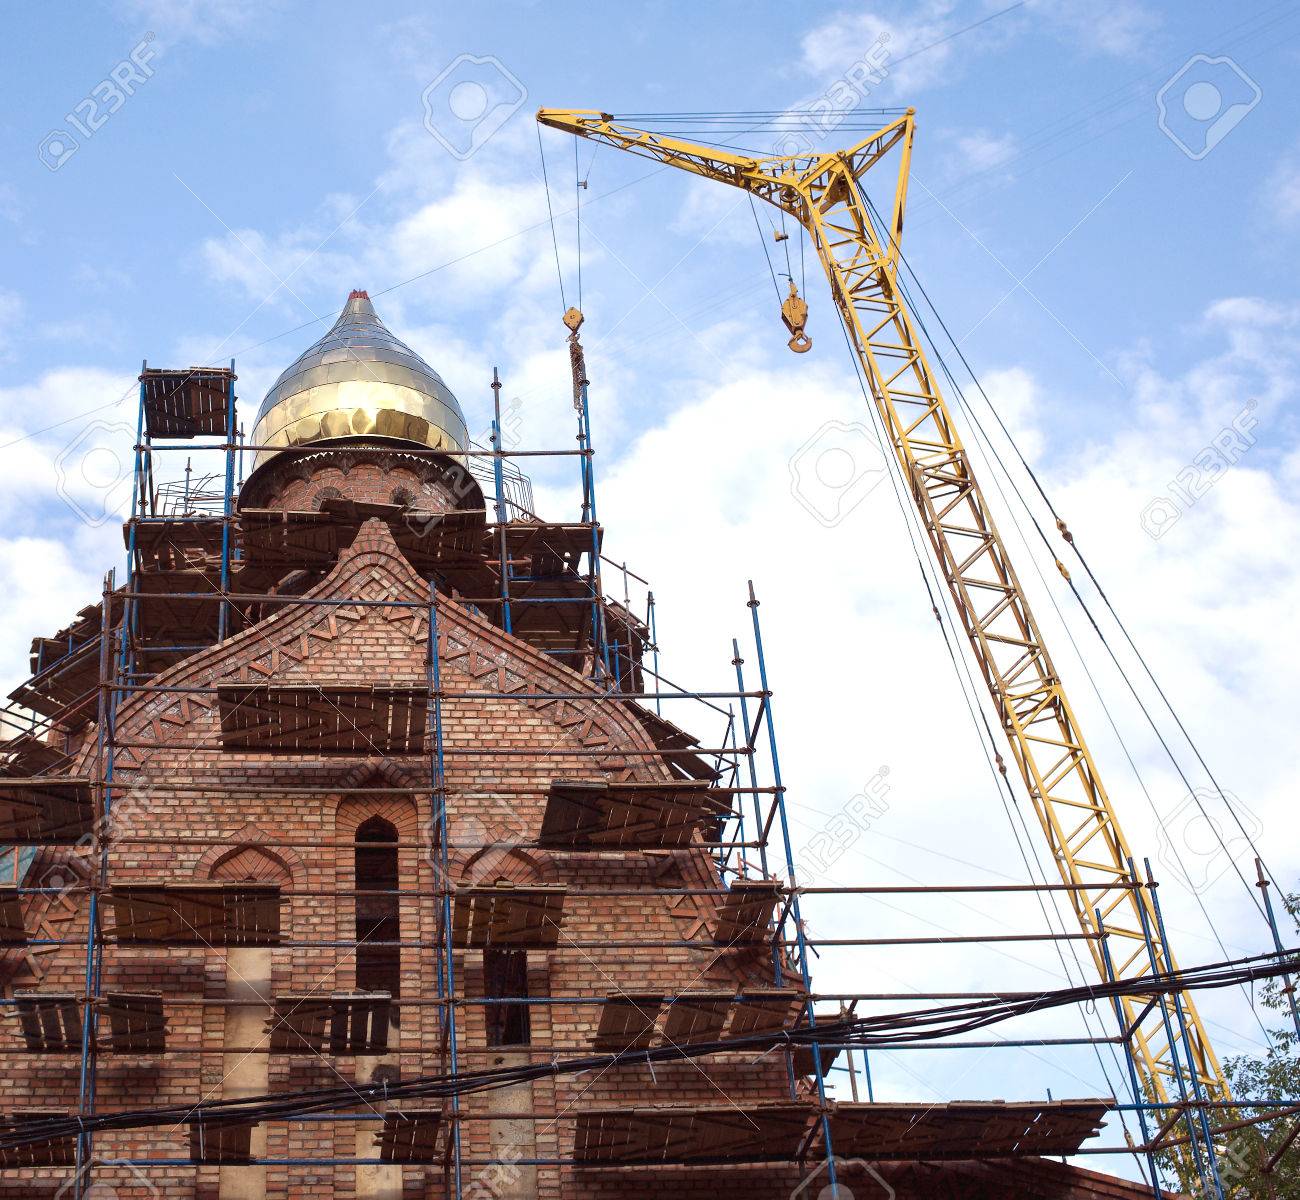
484, 949, 530, 1046
355, 816, 401, 1003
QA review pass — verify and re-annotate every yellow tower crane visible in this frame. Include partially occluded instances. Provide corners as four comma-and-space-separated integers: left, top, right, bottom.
536, 106, 1230, 1162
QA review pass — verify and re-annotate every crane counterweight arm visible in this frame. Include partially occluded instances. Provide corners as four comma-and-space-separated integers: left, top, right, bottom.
536, 106, 1231, 1178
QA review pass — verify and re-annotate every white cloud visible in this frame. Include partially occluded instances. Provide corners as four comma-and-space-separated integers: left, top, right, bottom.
114, 0, 281, 47
0, 290, 23, 360
800, 3, 965, 96
1026, 0, 1160, 57
1262, 145, 1300, 229
950, 129, 1018, 173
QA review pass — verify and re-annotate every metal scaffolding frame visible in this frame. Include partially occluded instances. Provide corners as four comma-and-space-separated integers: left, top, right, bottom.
0, 363, 1294, 1197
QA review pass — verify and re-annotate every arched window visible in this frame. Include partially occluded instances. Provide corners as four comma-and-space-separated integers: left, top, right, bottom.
355, 816, 401, 1000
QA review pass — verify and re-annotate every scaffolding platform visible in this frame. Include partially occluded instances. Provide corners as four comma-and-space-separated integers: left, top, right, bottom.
140, 367, 235, 439
13, 992, 80, 1053
0, 1111, 75, 1168
217, 684, 428, 755
713, 879, 783, 944
452, 883, 568, 948
375, 1110, 444, 1164
128, 517, 227, 570
189, 1118, 256, 1164
103, 991, 167, 1053
539, 779, 732, 849
0, 890, 26, 946
592, 992, 663, 1051
267, 993, 392, 1055
107, 882, 282, 946
573, 1104, 812, 1165
591, 988, 803, 1051
0, 776, 93, 843
824, 1100, 1113, 1161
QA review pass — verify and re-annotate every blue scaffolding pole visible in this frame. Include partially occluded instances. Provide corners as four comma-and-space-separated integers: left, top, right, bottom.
745, 580, 840, 1192
427, 580, 464, 1197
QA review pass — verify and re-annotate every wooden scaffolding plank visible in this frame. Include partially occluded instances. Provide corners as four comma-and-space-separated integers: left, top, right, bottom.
661, 992, 732, 1046
189, 1119, 256, 1164
239, 509, 345, 569
375, 1109, 443, 1164
0, 1110, 75, 1167
267, 993, 392, 1055
141, 367, 233, 439
592, 992, 663, 1051
824, 1100, 1112, 1160
103, 991, 166, 1053
0, 888, 26, 946
107, 882, 281, 946
726, 989, 804, 1038
13, 992, 81, 1053
0, 777, 93, 843
712, 879, 782, 945
540, 779, 732, 849
218, 684, 428, 755
572, 1104, 814, 1165
452, 884, 567, 948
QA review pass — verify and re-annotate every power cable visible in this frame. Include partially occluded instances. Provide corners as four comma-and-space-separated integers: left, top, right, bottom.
4, 948, 1292, 1150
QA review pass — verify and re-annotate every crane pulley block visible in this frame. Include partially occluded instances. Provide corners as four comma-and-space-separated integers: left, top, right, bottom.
780, 280, 811, 354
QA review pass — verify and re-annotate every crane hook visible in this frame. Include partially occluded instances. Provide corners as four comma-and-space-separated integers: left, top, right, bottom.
780, 278, 812, 354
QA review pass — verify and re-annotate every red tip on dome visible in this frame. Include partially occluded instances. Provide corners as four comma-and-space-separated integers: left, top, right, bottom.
348, 289, 370, 300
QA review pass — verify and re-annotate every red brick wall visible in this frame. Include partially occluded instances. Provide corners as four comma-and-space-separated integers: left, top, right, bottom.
0, 519, 795, 1199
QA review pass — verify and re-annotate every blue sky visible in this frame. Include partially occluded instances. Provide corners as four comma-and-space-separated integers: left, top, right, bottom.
3, 1, 1300, 1183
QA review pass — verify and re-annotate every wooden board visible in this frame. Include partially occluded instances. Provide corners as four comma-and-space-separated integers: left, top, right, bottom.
108, 882, 281, 946
824, 1100, 1112, 1161
13, 992, 81, 1053
375, 1109, 443, 1163
540, 779, 732, 849
452, 884, 567, 948
141, 367, 233, 439
0, 777, 93, 843
267, 993, 392, 1055
103, 991, 166, 1053
189, 1119, 255, 1164
572, 1104, 813, 1165
713, 879, 783, 945
218, 684, 428, 755
592, 992, 663, 1051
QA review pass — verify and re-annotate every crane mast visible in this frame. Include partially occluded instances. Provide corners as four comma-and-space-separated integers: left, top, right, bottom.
536, 107, 1229, 1131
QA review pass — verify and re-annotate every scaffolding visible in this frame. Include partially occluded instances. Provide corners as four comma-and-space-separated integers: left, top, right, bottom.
0, 356, 1294, 1198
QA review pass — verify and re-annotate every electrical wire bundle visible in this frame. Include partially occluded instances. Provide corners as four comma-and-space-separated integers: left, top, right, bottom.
2, 947, 1293, 1151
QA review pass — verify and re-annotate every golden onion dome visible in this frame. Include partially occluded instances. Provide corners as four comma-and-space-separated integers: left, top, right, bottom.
247, 290, 469, 471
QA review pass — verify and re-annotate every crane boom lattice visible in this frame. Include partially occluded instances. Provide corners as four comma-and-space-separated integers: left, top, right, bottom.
535, 107, 1229, 1147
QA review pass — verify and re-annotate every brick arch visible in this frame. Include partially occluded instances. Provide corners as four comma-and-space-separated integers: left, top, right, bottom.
335, 795, 420, 841
457, 845, 555, 886
208, 844, 294, 885
193, 822, 305, 884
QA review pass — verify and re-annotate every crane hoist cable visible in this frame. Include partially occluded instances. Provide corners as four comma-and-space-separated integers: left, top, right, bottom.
536, 123, 568, 312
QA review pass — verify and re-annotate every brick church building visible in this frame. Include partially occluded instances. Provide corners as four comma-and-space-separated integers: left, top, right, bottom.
0, 293, 1161, 1198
